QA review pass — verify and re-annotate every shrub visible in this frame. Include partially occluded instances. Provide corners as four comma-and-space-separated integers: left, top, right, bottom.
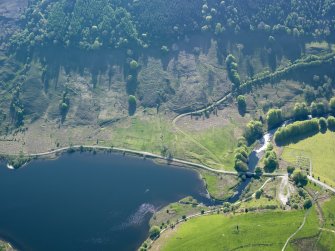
237, 95, 246, 115
303, 199, 312, 209
237, 137, 247, 147
234, 142, 249, 172
161, 45, 169, 53
298, 188, 307, 198
244, 120, 263, 145
235, 144, 248, 157
235, 152, 248, 163
329, 97, 335, 115
292, 170, 308, 187
287, 166, 295, 175
130, 60, 139, 69
264, 205, 278, 210
264, 150, 278, 172
293, 102, 309, 120
327, 116, 335, 131
149, 226, 161, 240
59, 91, 70, 116
266, 109, 283, 129
235, 160, 249, 172
319, 117, 327, 133
226, 54, 240, 89
255, 189, 263, 199
292, 203, 299, 209
311, 102, 326, 117
255, 166, 263, 177
60, 102, 68, 113
304, 86, 315, 104
128, 95, 137, 115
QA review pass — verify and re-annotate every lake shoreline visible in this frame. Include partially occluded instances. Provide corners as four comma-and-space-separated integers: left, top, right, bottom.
0, 147, 226, 251
1, 146, 228, 205
0, 131, 279, 251
0, 237, 19, 251
0, 152, 213, 251
1, 145, 241, 205
1, 145, 238, 176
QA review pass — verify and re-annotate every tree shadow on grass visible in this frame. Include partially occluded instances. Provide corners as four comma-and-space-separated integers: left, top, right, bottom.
276, 130, 320, 147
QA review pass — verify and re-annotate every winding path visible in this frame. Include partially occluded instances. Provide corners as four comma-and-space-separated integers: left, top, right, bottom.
307, 158, 335, 193
320, 228, 335, 234
281, 209, 310, 251
171, 93, 232, 166
233, 177, 272, 206
172, 93, 232, 125
308, 176, 335, 193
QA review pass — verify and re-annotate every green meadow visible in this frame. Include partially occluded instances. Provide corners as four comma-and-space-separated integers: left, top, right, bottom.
282, 131, 335, 187
160, 211, 312, 251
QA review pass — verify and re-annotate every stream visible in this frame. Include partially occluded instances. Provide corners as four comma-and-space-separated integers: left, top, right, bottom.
228, 130, 275, 203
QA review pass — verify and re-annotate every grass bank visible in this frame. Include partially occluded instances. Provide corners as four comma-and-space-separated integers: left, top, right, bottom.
281, 131, 335, 187
154, 210, 310, 251
317, 197, 335, 250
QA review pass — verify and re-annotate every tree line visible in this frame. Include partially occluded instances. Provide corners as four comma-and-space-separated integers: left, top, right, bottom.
267, 96, 335, 129
226, 54, 241, 90
241, 95, 335, 147
234, 138, 249, 172
274, 116, 335, 145
9, 0, 335, 54
201, 0, 335, 39
239, 52, 335, 93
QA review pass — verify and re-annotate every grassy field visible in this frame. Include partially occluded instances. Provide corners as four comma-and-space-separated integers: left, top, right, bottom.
149, 197, 209, 229
285, 206, 320, 251
316, 197, 335, 250
317, 231, 335, 251
111, 115, 174, 155
240, 196, 279, 209
237, 178, 280, 209
175, 107, 246, 171
200, 171, 238, 200
157, 211, 310, 251
110, 115, 240, 200
281, 131, 335, 187
111, 114, 239, 171
321, 197, 335, 231
292, 206, 320, 240
192, 126, 237, 170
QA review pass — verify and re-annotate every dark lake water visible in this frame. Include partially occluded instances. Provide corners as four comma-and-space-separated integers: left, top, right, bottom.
0, 152, 212, 251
